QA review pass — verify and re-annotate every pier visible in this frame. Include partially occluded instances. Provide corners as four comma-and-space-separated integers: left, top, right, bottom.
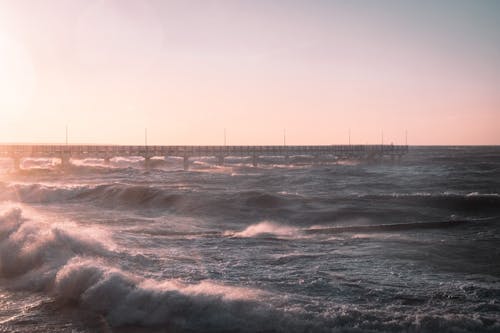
0, 144, 408, 170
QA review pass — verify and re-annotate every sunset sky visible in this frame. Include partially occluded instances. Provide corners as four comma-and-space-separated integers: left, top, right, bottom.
0, 0, 499, 145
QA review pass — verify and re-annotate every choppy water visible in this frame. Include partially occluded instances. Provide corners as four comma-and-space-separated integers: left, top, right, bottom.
0, 146, 499, 332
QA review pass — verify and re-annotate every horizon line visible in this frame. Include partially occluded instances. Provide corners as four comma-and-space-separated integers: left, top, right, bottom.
0, 142, 499, 147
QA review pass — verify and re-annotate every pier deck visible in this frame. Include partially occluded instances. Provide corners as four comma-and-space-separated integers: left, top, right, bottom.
0, 144, 409, 170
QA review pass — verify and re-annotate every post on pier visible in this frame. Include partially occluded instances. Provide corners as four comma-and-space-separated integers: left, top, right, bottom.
252, 154, 259, 167
183, 156, 190, 171
284, 154, 290, 165
216, 155, 225, 166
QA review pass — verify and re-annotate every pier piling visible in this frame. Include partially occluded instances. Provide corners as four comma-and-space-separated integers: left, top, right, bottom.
1, 144, 408, 171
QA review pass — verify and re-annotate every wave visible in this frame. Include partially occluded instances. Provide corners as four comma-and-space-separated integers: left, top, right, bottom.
0, 208, 312, 332
53, 259, 296, 331
6, 157, 183, 177
1, 209, 498, 332
226, 216, 499, 240
304, 219, 488, 235
3, 181, 500, 227
0, 207, 112, 282
0, 183, 295, 216
356, 192, 500, 213
362, 192, 500, 199
227, 221, 300, 238
5, 156, 300, 173
0, 183, 182, 207
357, 191, 500, 199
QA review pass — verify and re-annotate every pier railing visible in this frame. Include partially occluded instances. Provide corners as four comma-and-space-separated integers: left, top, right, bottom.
0, 144, 408, 157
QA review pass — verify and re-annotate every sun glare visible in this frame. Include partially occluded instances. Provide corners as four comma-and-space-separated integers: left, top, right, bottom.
0, 31, 36, 122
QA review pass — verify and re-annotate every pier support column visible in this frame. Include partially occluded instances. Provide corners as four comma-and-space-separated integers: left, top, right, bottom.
313, 155, 321, 165
364, 153, 376, 164
284, 155, 290, 165
144, 157, 151, 169
216, 155, 225, 166
60, 155, 71, 169
252, 155, 259, 167
183, 156, 190, 171
12, 156, 21, 171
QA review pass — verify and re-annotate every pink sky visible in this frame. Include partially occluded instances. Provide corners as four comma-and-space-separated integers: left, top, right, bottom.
0, 0, 499, 145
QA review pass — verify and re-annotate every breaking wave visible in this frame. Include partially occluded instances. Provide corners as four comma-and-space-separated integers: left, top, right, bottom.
0, 183, 292, 214
0, 207, 112, 285
53, 259, 294, 331
228, 221, 300, 238
227, 218, 495, 240
0, 207, 499, 331
3, 181, 500, 210
0, 208, 309, 332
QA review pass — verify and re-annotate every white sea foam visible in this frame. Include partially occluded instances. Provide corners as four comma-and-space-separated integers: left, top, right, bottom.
230, 221, 300, 238
0, 207, 112, 286
0, 208, 306, 332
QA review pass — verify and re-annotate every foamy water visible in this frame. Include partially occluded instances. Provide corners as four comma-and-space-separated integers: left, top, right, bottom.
0, 147, 499, 332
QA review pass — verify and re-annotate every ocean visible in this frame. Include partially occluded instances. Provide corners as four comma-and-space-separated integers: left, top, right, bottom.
0, 146, 499, 332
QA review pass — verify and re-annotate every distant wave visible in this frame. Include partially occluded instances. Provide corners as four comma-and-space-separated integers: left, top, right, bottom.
304, 219, 491, 235
360, 192, 500, 199
356, 192, 500, 213
6, 156, 320, 175
11, 164, 137, 177
0, 183, 293, 215
226, 217, 496, 240
226, 221, 300, 238
2, 182, 500, 227
0, 183, 183, 207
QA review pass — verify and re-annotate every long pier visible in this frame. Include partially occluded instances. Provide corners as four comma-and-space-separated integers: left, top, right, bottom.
0, 144, 408, 170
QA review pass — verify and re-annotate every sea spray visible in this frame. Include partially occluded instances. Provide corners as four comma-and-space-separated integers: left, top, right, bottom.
230, 221, 300, 238
0, 208, 313, 332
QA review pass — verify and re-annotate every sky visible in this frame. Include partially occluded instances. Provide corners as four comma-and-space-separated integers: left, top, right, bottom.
0, 0, 499, 145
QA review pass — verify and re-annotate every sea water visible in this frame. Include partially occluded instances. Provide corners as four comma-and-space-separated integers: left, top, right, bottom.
0, 146, 499, 332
